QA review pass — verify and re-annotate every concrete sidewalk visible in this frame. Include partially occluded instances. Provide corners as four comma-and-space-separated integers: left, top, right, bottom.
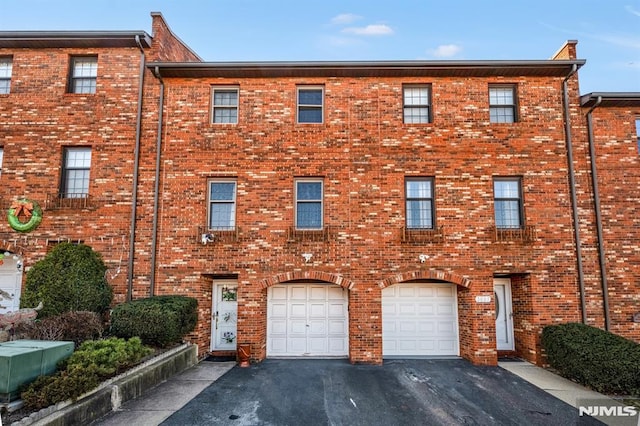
499, 360, 635, 426
92, 360, 235, 426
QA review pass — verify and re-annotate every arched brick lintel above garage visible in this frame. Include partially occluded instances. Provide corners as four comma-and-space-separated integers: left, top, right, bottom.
379, 270, 472, 289
261, 271, 356, 290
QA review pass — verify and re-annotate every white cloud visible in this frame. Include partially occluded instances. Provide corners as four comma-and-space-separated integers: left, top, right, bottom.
331, 13, 362, 25
428, 44, 462, 58
625, 5, 640, 17
342, 24, 393, 36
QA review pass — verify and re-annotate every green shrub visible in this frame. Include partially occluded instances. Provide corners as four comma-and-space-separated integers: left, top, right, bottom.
542, 323, 640, 396
63, 337, 151, 378
20, 243, 113, 318
110, 296, 198, 347
20, 366, 100, 410
14, 311, 103, 347
20, 337, 152, 410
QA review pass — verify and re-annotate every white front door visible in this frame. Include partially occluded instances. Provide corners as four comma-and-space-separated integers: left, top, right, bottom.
382, 282, 459, 357
267, 283, 348, 357
211, 281, 238, 351
0, 255, 23, 314
494, 278, 515, 351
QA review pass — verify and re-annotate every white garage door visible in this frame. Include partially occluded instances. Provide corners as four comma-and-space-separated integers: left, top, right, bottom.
267, 283, 348, 357
382, 282, 459, 357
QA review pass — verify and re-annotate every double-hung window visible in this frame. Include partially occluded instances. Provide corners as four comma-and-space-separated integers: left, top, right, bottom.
297, 86, 323, 123
61, 147, 92, 198
489, 85, 517, 123
0, 57, 12, 94
494, 178, 523, 228
295, 179, 323, 229
208, 181, 237, 230
69, 56, 97, 94
406, 178, 434, 229
211, 87, 239, 124
403, 85, 431, 123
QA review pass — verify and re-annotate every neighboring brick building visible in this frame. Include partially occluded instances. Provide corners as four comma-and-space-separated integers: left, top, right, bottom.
1, 14, 638, 367
0, 13, 199, 311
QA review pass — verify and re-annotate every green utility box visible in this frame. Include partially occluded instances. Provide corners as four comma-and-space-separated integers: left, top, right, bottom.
0, 340, 74, 402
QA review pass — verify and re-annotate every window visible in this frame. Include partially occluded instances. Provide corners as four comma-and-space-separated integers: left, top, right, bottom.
297, 87, 323, 123
0, 57, 12, 94
69, 56, 97, 94
211, 87, 239, 124
208, 181, 237, 230
403, 85, 431, 123
61, 147, 91, 198
636, 118, 640, 154
494, 178, 523, 228
406, 178, 434, 228
295, 179, 323, 229
489, 85, 517, 123
0, 147, 3, 176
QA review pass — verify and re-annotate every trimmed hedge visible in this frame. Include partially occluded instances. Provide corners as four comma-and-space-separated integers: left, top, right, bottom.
110, 296, 198, 347
541, 323, 640, 396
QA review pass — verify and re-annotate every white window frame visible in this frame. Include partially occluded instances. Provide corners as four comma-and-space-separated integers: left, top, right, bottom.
489, 84, 518, 123
0, 57, 12, 95
405, 177, 435, 229
493, 177, 523, 229
207, 180, 237, 231
403, 85, 431, 124
69, 56, 98, 94
211, 86, 239, 124
295, 179, 324, 230
61, 147, 92, 198
0, 147, 4, 176
296, 86, 324, 124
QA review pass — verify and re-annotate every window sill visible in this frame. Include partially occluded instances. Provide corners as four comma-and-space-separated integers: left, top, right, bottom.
401, 226, 444, 243
198, 226, 239, 244
45, 194, 93, 210
287, 226, 330, 242
490, 225, 536, 243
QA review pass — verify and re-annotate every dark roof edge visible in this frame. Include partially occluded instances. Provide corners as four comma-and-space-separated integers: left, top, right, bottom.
0, 31, 152, 48
581, 92, 640, 107
149, 59, 585, 70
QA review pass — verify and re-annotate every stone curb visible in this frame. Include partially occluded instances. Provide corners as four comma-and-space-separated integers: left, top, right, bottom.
12, 343, 198, 426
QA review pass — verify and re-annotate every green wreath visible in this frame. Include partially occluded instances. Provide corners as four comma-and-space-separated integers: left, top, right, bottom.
8, 199, 43, 233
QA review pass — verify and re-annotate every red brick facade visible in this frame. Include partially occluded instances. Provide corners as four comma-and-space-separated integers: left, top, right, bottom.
1, 15, 638, 366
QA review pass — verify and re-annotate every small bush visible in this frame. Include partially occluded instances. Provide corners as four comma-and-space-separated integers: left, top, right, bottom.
20, 366, 100, 410
20, 337, 151, 410
110, 296, 197, 347
542, 323, 640, 396
63, 337, 151, 378
14, 311, 103, 347
20, 243, 113, 318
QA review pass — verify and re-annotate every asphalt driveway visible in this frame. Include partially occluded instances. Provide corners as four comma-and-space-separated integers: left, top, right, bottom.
161, 359, 602, 426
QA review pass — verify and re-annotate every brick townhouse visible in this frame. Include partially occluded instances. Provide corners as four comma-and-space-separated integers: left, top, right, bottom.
1, 13, 638, 366
0, 13, 199, 309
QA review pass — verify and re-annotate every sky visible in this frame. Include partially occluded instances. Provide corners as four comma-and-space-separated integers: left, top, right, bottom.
1, 0, 639, 94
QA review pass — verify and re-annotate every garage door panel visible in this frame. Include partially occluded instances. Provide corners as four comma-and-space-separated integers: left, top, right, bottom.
383, 283, 459, 357
271, 286, 287, 300
290, 286, 307, 299
309, 303, 326, 318
267, 284, 348, 357
417, 287, 435, 297
398, 304, 416, 315
418, 303, 435, 315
